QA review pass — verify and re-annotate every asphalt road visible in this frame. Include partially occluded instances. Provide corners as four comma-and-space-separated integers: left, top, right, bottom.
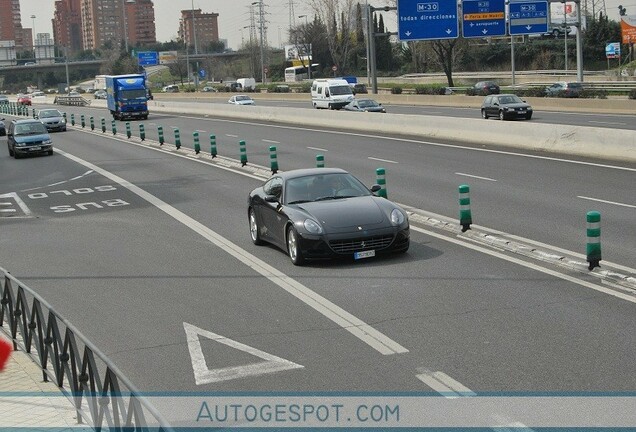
1, 106, 635, 427
164, 96, 636, 131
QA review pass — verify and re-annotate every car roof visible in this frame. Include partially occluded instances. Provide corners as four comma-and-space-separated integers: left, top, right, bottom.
12, 118, 44, 124
274, 168, 348, 181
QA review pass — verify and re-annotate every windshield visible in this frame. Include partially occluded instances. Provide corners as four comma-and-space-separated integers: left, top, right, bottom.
121, 89, 147, 99
499, 95, 523, 104
358, 100, 378, 108
330, 85, 353, 96
236, 96, 251, 101
39, 110, 62, 118
15, 123, 47, 135
285, 173, 372, 204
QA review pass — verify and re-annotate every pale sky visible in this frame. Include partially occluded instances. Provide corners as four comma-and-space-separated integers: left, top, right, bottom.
21, 0, 315, 51
21, 0, 634, 52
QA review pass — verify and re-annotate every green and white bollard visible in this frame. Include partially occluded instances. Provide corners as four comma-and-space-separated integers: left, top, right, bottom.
239, 140, 248, 166
459, 184, 472, 233
111, 120, 117, 135
63, 112, 67, 122
81, 114, 85, 128
139, 124, 145, 141
126, 122, 131, 139
101, 117, 106, 133
70, 113, 75, 126
89, 116, 94, 131
316, 154, 325, 168
174, 128, 181, 149
158, 126, 164, 145
193, 131, 200, 154
32, 108, 36, 118
586, 211, 601, 270
210, 134, 217, 158
375, 168, 387, 199
269, 146, 278, 174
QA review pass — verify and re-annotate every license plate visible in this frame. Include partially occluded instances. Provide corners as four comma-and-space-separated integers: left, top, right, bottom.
354, 250, 376, 260
519, 110, 526, 114
29, 146, 41, 151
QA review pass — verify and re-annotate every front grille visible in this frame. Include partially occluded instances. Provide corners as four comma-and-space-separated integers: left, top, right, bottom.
329, 235, 393, 254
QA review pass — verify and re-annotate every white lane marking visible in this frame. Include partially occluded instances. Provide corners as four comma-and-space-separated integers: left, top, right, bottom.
421, 111, 444, 114
0, 209, 16, 213
577, 196, 636, 209
455, 172, 497, 182
176, 116, 636, 172
416, 368, 475, 398
0, 192, 32, 216
263, 139, 280, 144
307, 146, 328, 152
411, 225, 636, 304
368, 156, 398, 164
183, 322, 303, 385
58, 149, 408, 356
0, 202, 12, 206
226, 134, 238, 138
588, 120, 626, 126
20, 170, 94, 192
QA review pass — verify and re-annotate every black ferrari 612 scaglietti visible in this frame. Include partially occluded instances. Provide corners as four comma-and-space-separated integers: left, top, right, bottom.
247, 168, 410, 265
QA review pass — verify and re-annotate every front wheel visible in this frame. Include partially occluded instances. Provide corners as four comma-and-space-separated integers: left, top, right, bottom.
8, 144, 13, 157
499, 111, 506, 121
525, 113, 532, 120
481, 109, 488, 119
287, 226, 305, 266
249, 208, 264, 245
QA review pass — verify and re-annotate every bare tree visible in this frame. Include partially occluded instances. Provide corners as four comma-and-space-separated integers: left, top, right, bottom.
308, 0, 357, 73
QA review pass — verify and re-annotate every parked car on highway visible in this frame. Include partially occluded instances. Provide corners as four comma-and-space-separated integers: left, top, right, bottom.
247, 168, 410, 265
545, 81, 583, 98
481, 94, 533, 120
344, 98, 386, 113
228, 94, 255, 105
473, 81, 500, 96
94, 90, 107, 99
7, 118, 53, 158
0, 118, 6, 136
17, 94, 32, 105
202, 86, 218, 92
35, 108, 67, 132
0, 95, 9, 105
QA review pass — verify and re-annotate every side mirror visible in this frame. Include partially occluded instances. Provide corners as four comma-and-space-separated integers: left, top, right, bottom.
370, 184, 382, 193
264, 195, 279, 203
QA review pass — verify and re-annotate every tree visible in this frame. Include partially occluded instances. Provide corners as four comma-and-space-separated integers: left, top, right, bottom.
430, 39, 464, 87
308, 0, 358, 74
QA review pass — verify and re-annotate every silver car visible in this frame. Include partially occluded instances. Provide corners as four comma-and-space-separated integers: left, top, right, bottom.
344, 98, 386, 113
36, 109, 67, 132
228, 95, 255, 105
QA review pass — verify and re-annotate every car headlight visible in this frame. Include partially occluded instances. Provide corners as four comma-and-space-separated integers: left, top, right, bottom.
16, 142, 25, 147
505, 107, 514, 111
43, 139, 52, 144
391, 208, 406, 225
303, 219, 323, 234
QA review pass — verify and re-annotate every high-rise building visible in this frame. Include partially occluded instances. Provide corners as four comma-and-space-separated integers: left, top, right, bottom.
127, 0, 156, 46
179, 8, 219, 52
0, 0, 27, 50
78, 0, 155, 51
53, 0, 83, 55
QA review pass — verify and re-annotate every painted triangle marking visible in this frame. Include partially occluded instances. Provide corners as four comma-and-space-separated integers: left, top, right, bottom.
183, 322, 304, 385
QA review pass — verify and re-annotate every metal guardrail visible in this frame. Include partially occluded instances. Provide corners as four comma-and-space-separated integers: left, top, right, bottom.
54, 95, 92, 106
0, 266, 172, 431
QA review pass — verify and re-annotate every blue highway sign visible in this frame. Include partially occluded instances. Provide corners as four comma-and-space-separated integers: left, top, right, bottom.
137, 51, 159, 66
509, 0, 548, 35
462, 0, 506, 38
397, 0, 459, 41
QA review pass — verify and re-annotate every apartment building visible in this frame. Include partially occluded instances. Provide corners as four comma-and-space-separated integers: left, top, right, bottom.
0, 0, 27, 50
179, 8, 219, 52
53, 0, 83, 54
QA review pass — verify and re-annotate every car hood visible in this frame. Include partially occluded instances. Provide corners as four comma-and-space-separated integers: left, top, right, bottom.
295, 197, 386, 229
15, 134, 50, 143
41, 117, 64, 122
503, 103, 530, 108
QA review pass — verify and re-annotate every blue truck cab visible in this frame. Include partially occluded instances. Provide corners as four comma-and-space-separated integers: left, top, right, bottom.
106, 74, 149, 121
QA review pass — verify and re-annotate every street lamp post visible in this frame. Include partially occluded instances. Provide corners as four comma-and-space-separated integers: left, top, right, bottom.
31, 15, 36, 62
298, 15, 311, 79
122, 0, 136, 55
64, 46, 70, 94
191, 0, 199, 89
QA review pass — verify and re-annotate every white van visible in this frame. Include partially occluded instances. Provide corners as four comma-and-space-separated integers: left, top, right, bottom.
236, 78, 256, 91
311, 79, 354, 110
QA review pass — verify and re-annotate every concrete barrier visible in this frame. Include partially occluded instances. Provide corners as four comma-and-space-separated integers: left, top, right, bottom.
51, 98, 636, 163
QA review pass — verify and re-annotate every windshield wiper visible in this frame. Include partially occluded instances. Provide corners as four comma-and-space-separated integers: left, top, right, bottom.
287, 199, 312, 204
313, 196, 337, 201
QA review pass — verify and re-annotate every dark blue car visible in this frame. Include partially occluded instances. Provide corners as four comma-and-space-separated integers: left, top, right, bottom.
7, 119, 53, 158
